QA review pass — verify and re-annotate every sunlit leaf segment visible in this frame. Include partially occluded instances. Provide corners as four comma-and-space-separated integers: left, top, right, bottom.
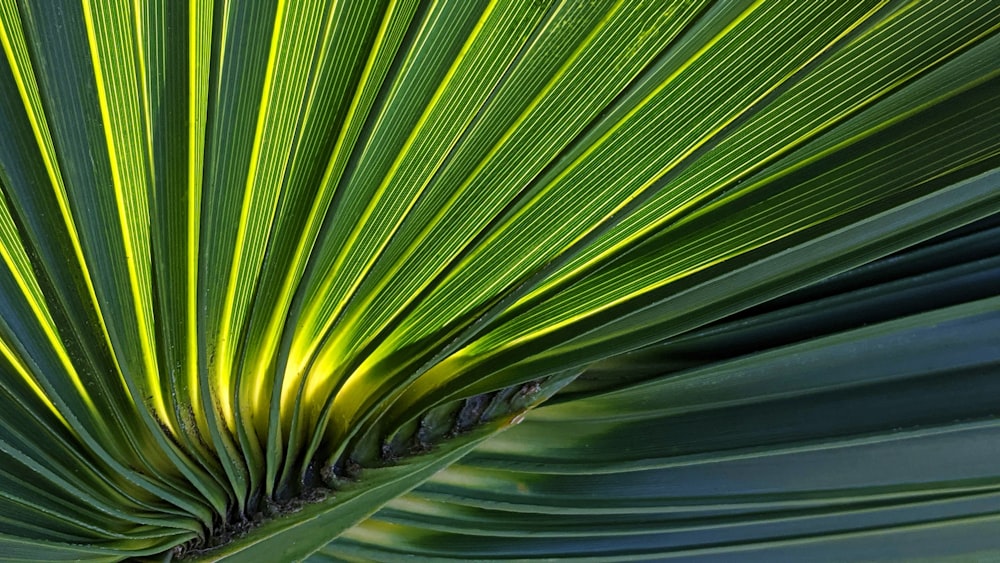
0, 0, 997, 560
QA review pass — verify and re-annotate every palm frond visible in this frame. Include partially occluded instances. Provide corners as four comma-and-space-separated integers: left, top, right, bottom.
0, 0, 996, 560
325, 220, 1000, 560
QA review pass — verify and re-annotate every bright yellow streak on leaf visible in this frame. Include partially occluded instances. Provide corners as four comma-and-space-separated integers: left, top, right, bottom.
300, 0, 504, 409
214, 0, 291, 431
454, 0, 768, 279
187, 0, 212, 436
278, 0, 404, 414
0, 11, 102, 417
322, 0, 627, 370
0, 204, 91, 424
0, 338, 67, 428
518, 0, 892, 304
0, 207, 98, 416
133, 0, 155, 188
81, 0, 172, 434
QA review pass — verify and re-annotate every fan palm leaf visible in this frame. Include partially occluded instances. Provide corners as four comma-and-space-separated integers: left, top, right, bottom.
0, 0, 997, 560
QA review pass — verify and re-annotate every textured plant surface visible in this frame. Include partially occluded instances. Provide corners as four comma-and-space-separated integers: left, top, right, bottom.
0, 1, 998, 561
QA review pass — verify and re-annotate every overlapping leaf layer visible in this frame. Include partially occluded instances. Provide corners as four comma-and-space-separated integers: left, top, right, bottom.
0, 1, 997, 560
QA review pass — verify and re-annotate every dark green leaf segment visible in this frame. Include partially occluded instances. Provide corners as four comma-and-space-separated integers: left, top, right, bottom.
0, 0, 997, 560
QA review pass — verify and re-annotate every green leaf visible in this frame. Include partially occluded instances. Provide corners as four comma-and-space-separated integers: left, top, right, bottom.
0, 0, 997, 560
325, 251, 1000, 559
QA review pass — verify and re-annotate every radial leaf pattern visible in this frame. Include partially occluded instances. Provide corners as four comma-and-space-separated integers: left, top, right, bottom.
0, 0, 997, 560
